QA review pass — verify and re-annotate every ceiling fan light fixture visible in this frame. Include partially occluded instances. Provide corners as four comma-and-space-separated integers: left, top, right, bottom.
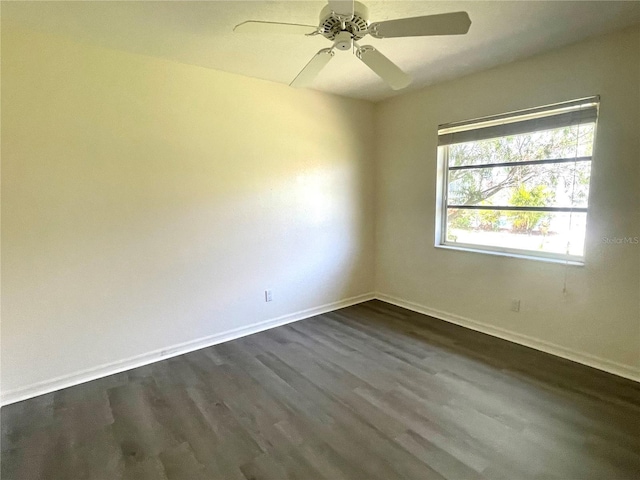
333, 31, 353, 50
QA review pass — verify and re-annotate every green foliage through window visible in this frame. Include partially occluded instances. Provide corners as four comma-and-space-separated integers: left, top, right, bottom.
440, 118, 595, 259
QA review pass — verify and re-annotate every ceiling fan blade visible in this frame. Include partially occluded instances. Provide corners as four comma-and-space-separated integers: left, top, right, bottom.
290, 48, 335, 88
234, 21, 318, 35
328, 0, 354, 17
356, 46, 411, 90
369, 11, 471, 39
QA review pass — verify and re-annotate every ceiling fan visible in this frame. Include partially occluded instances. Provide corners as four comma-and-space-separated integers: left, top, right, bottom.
234, 1, 471, 90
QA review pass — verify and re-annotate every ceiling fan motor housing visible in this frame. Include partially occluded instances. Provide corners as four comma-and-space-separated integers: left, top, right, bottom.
319, 1, 369, 41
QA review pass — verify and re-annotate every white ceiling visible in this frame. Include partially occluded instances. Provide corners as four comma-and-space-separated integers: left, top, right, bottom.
4, 1, 640, 102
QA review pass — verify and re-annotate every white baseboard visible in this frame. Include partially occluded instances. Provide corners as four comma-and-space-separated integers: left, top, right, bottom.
0, 292, 375, 406
375, 292, 640, 383
3, 290, 636, 405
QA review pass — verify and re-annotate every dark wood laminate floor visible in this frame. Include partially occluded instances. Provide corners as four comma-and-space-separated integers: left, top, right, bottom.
2, 300, 640, 480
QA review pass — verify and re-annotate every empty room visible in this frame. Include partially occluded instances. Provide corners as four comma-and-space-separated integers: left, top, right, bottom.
1, 1, 639, 479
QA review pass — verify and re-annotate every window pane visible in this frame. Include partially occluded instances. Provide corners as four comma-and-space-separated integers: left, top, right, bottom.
447, 162, 591, 208
448, 123, 595, 168
445, 209, 587, 257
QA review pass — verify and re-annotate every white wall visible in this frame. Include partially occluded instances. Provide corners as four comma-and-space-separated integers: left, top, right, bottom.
1, 26, 375, 401
375, 26, 640, 379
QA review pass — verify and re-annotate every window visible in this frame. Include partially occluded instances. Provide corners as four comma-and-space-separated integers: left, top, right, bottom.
436, 97, 599, 263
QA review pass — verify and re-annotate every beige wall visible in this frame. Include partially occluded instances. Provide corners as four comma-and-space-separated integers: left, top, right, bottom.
2, 22, 639, 403
1, 26, 375, 399
375, 26, 640, 378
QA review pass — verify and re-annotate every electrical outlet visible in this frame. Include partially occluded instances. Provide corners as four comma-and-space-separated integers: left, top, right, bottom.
510, 299, 521, 312
265, 290, 273, 302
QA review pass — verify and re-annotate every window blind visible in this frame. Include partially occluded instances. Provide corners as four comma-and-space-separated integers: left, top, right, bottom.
438, 97, 599, 147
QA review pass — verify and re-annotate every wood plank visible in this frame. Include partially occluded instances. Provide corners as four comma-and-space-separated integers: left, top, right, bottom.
2, 300, 639, 479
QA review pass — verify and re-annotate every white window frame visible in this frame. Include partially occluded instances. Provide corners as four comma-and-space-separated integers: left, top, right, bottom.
434, 97, 599, 265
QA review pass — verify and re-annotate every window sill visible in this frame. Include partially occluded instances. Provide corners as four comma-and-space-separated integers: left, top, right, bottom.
434, 244, 585, 266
